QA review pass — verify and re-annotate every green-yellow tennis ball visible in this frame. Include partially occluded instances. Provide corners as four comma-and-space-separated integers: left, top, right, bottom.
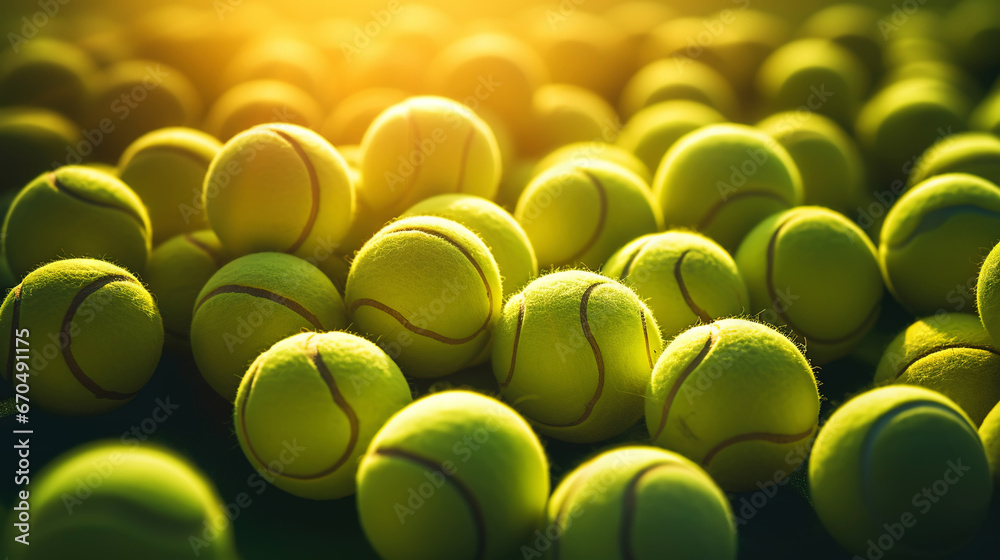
534, 142, 652, 184
220, 36, 331, 101
619, 58, 738, 120
603, 231, 749, 340
543, 446, 736, 560
345, 216, 502, 378
204, 122, 354, 259
118, 127, 221, 244
0, 107, 80, 194
756, 39, 868, 129
320, 87, 407, 146
757, 111, 867, 214
358, 96, 502, 218
972, 90, 1000, 136
0, 37, 95, 120
879, 173, 1000, 316
798, 3, 883, 87
981, 401, 1000, 485
736, 207, 882, 365
515, 160, 661, 270
234, 331, 412, 500
8, 442, 237, 559
652, 123, 803, 252
190, 252, 349, 401
524, 84, 618, 157
0, 258, 163, 415
356, 390, 549, 560
646, 318, 819, 491
874, 313, 1000, 426
615, 100, 725, 176
944, 0, 1000, 81
491, 270, 664, 443
908, 131, 1000, 189
144, 230, 227, 340
809, 386, 992, 559
203, 79, 324, 142
2, 166, 151, 280
885, 61, 982, 103
978, 239, 1000, 346
403, 194, 537, 298
496, 158, 538, 212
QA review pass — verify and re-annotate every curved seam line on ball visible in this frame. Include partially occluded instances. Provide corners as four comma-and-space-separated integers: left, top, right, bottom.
895, 344, 1000, 380
697, 190, 789, 231
652, 326, 718, 441
306, 341, 359, 476
4, 285, 22, 381
700, 425, 815, 467
558, 170, 608, 266
48, 173, 147, 227
374, 446, 486, 560
62, 275, 141, 400
348, 227, 494, 344
501, 298, 526, 388
620, 462, 687, 560
640, 310, 653, 368
617, 239, 651, 281
183, 234, 223, 267
132, 144, 213, 170
455, 128, 475, 193
195, 285, 324, 329
271, 129, 321, 254
891, 204, 1000, 249
675, 250, 712, 323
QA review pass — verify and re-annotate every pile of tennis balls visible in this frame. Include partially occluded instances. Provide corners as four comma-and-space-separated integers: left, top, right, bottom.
2, 0, 1000, 558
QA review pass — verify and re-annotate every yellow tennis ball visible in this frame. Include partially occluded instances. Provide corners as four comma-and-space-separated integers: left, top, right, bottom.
319, 87, 407, 146
652, 123, 803, 252
495, 158, 538, 212
978, 239, 1000, 345
356, 390, 549, 560
516, 160, 661, 270
972, 90, 1000, 136
203, 80, 323, 142
524, 84, 618, 157
117, 127, 222, 244
534, 141, 652, 184
144, 230, 228, 340
220, 36, 332, 101
736, 207, 883, 365
190, 252, 349, 401
6, 442, 237, 560
874, 313, 1000, 426
403, 194, 537, 298
0, 258, 163, 415
345, 216, 501, 378
204, 122, 354, 260
798, 3, 883, 87
695, 9, 791, 99
603, 231, 749, 340
0, 37, 95, 120
981, 401, 1000, 484
944, 0, 1000, 81
0, 107, 80, 193
542, 446, 736, 560
809, 386, 992, 559
757, 111, 867, 215
615, 100, 725, 176
234, 331, 412, 500
2, 166, 151, 280
646, 318, 819, 491
619, 58, 738, 120
491, 270, 664, 443
879, 173, 1000, 316
357, 96, 502, 218
908, 131, 1000, 189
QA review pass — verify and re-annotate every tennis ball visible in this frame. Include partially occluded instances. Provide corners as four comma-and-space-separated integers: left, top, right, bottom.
0, 258, 163, 415
0, 37, 95, 120
809, 386, 992, 559
615, 100, 725, 176
319, 87, 407, 146
908, 131, 1000, 189
981, 401, 1000, 484
2, 166, 151, 280
88, 60, 201, 162
619, 59, 738, 120
491, 270, 664, 443
356, 390, 549, 560
220, 36, 332, 101
234, 331, 412, 500
496, 158, 538, 212
543, 446, 736, 560
403, 194, 537, 298
652, 123, 803, 252
880, 173, 1000, 316
885, 61, 982, 102
978, 240, 1000, 345
972, 91, 1000, 136
0, 107, 80, 194
646, 318, 819, 491
345, 216, 501, 378
798, 3, 883, 88
190, 252, 349, 401
944, 0, 1000, 82
736, 207, 883, 365
757, 112, 867, 214
524, 84, 618, 157
144, 230, 227, 340
357, 96, 502, 219
603, 1, 675, 74
756, 39, 868, 129
535, 142, 652, 184
204, 122, 354, 259
203, 80, 323, 142
603, 231, 749, 340
8, 442, 237, 559
874, 313, 1000, 426
118, 127, 222, 244
516, 160, 661, 270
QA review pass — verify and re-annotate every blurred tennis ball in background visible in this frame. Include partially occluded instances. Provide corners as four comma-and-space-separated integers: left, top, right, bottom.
619, 58, 738, 121
615, 100, 725, 176
908, 131, 1000, 189
144, 230, 227, 341
0, 107, 80, 193
203, 80, 323, 142
524, 84, 618, 157
220, 37, 332, 103
797, 3, 883, 89
320, 87, 407, 146
0, 37, 95, 120
534, 141, 651, 184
